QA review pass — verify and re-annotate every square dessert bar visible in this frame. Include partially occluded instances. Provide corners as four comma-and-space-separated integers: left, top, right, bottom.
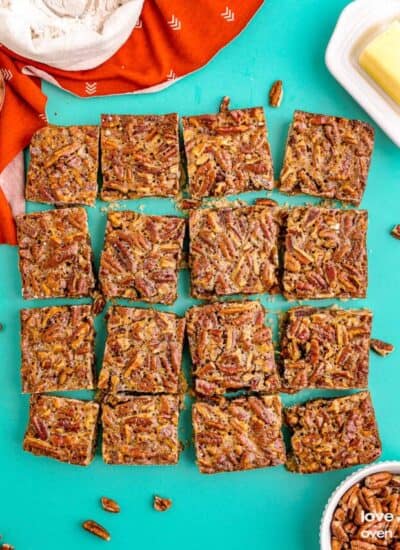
284, 392, 381, 473
99, 306, 185, 393
281, 306, 372, 392
23, 395, 99, 466
26, 125, 99, 206
102, 394, 180, 465
189, 205, 280, 299
279, 110, 374, 205
283, 207, 368, 300
16, 207, 95, 299
186, 301, 280, 396
20, 305, 95, 393
192, 395, 286, 474
101, 113, 180, 200
99, 211, 185, 304
182, 97, 274, 199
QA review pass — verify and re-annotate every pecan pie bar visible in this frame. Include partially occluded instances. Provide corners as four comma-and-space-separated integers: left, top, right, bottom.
26, 125, 99, 206
23, 395, 99, 466
284, 392, 381, 473
20, 305, 95, 393
99, 211, 185, 304
193, 395, 286, 474
283, 207, 368, 300
98, 306, 185, 393
281, 306, 372, 392
16, 207, 95, 299
186, 301, 280, 396
279, 110, 374, 205
102, 394, 180, 465
101, 113, 180, 200
189, 205, 280, 299
182, 97, 274, 199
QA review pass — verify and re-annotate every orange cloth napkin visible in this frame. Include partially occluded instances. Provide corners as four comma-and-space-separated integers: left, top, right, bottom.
0, 0, 263, 245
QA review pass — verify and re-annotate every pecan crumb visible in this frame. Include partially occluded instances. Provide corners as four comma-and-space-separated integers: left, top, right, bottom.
219, 96, 230, 112
101, 497, 120, 513
0, 323, 3, 331
269, 80, 283, 107
391, 224, 400, 239
2, 545, 14, 550
91, 290, 106, 316
83, 520, 110, 541
179, 198, 201, 211
254, 198, 278, 207
153, 495, 172, 512
370, 338, 394, 356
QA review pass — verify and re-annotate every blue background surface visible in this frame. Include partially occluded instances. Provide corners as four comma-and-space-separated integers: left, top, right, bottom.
1, 1, 400, 549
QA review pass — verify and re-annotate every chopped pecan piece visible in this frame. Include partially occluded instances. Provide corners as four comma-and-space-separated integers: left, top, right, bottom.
391, 225, 400, 239
189, 204, 281, 299
23, 395, 99, 465
20, 305, 95, 393
153, 496, 172, 512
99, 306, 185, 393
193, 395, 286, 474
186, 301, 280, 395
82, 520, 111, 541
182, 97, 274, 199
279, 110, 374, 205
269, 80, 283, 107
91, 290, 106, 316
101, 497, 120, 513
281, 306, 372, 392
16, 207, 95, 299
102, 394, 180, 465
99, 211, 185, 304
285, 392, 381, 473
26, 125, 99, 206
101, 113, 180, 200
370, 338, 394, 356
283, 207, 368, 300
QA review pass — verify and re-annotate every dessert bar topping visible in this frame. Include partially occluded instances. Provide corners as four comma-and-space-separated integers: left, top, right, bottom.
99, 306, 185, 393
186, 301, 280, 396
101, 113, 180, 200
285, 392, 381, 473
370, 338, 394, 357
193, 395, 286, 474
82, 520, 111, 542
99, 211, 185, 304
189, 204, 280, 299
281, 306, 372, 392
280, 110, 374, 205
283, 207, 368, 300
182, 96, 274, 198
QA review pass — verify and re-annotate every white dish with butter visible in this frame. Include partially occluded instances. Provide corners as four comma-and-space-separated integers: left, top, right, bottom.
326, 0, 400, 147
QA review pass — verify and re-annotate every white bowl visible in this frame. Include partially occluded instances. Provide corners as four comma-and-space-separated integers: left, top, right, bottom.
325, 0, 400, 148
320, 461, 400, 549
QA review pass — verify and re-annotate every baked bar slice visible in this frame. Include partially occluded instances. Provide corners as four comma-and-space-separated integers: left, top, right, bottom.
189, 204, 280, 299
23, 395, 99, 466
20, 305, 95, 393
101, 113, 180, 200
283, 207, 368, 300
186, 301, 280, 396
98, 306, 185, 393
193, 395, 286, 474
26, 125, 99, 206
279, 110, 374, 205
16, 207, 95, 299
281, 306, 372, 392
99, 211, 185, 304
102, 394, 180, 465
284, 392, 381, 473
182, 96, 274, 199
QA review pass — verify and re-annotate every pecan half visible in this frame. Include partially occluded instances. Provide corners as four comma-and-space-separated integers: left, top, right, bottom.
269, 80, 283, 107
82, 520, 111, 541
370, 338, 394, 356
153, 496, 172, 512
101, 497, 120, 513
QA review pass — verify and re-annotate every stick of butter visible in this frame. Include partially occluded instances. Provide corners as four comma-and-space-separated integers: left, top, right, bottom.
359, 21, 400, 105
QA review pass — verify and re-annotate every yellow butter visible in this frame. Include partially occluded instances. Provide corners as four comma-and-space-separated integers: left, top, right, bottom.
359, 21, 400, 105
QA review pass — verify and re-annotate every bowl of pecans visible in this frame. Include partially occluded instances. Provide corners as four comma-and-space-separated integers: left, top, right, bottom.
320, 461, 400, 549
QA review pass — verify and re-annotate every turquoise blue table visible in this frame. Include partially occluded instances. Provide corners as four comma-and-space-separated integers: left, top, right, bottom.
1, 1, 400, 548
